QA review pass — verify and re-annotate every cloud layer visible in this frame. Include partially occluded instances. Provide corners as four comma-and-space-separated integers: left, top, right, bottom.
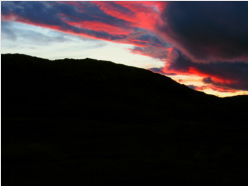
1, 1, 164, 46
2, 1, 248, 95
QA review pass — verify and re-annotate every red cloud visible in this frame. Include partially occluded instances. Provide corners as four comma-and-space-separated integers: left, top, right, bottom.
92, 1, 135, 23
93, 1, 163, 31
162, 60, 240, 89
194, 85, 238, 93
2, 13, 122, 44
2, 10, 147, 47
160, 48, 248, 93
1, 1, 165, 48
129, 39, 150, 44
64, 19, 134, 36
188, 67, 238, 85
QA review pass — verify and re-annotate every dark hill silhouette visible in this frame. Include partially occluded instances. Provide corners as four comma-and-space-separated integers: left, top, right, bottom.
2, 54, 220, 122
2, 53, 248, 186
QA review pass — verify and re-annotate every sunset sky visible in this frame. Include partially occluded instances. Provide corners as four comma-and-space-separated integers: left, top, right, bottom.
2, 1, 248, 97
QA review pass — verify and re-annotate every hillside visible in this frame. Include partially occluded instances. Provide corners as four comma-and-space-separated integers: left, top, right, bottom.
2, 53, 248, 186
2, 54, 218, 121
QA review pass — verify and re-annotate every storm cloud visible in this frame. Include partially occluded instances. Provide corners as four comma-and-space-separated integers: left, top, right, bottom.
157, 2, 248, 63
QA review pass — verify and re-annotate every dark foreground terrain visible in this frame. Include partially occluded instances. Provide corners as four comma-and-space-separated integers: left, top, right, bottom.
2, 54, 248, 186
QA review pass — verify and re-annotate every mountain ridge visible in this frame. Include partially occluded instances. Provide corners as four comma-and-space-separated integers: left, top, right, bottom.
2, 53, 220, 121
2, 53, 247, 124
2, 53, 248, 186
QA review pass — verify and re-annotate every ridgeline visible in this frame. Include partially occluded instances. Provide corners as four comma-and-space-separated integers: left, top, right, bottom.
2, 53, 248, 186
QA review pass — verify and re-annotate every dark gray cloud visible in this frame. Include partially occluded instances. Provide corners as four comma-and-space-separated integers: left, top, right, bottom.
157, 2, 248, 63
187, 85, 196, 90
1, 20, 75, 46
149, 67, 176, 76
130, 46, 168, 60
1, 21, 17, 41
129, 35, 172, 60
138, 34, 167, 47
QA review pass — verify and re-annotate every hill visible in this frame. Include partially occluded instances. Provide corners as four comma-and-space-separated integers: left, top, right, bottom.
2, 53, 219, 122
2, 53, 248, 186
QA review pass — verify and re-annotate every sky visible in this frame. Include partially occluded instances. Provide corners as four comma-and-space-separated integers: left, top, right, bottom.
1, 1, 248, 97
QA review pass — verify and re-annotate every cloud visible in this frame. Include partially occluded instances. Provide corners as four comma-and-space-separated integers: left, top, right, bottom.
149, 67, 176, 76
2, 1, 248, 95
1, 1, 167, 48
128, 35, 172, 61
162, 48, 248, 91
192, 85, 238, 93
157, 2, 248, 63
1, 21, 17, 41
1, 21, 74, 47
112, 1, 165, 31
187, 85, 196, 90
1, 2, 130, 42
91, 1, 135, 23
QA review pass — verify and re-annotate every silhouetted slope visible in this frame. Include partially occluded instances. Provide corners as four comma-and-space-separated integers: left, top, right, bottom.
2, 53, 219, 122
2, 53, 248, 186
3, 53, 247, 125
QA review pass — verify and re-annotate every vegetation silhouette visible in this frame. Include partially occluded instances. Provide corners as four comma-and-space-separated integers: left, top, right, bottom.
2, 53, 248, 186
